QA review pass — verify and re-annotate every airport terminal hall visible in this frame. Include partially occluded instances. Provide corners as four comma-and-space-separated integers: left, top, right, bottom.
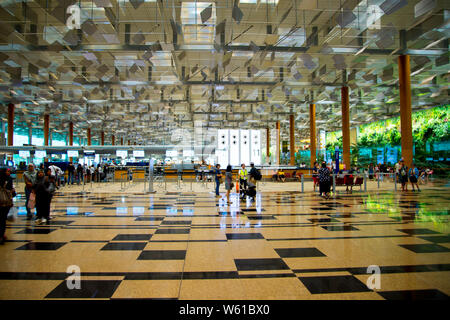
0, 0, 449, 303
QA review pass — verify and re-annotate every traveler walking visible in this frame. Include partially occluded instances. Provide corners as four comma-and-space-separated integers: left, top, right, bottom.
34, 169, 56, 225
67, 162, 75, 185
248, 163, 260, 201
399, 160, 409, 192
0, 168, 16, 244
318, 162, 331, 199
238, 163, 248, 199
214, 164, 222, 197
49, 164, 63, 188
409, 163, 421, 192
23, 164, 37, 219
76, 164, 84, 184
312, 161, 319, 192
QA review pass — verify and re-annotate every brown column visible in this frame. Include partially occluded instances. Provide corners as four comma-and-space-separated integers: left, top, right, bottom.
399, 55, 413, 167
44, 114, 49, 146
121, 137, 123, 145
309, 104, 316, 168
289, 114, 295, 165
87, 128, 91, 146
128, 140, 131, 146
112, 135, 115, 146
341, 86, 350, 170
275, 120, 280, 165
101, 131, 105, 145
266, 127, 270, 163
69, 122, 73, 146
7, 103, 14, 146
43, 114, 49, 162
69, 122, 74, 162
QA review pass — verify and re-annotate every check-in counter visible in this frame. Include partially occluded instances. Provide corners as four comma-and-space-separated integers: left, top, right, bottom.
15, 170, 25, 182
164, 169, 179, 181
132, 169, 146, 180
114, 169, 128, 181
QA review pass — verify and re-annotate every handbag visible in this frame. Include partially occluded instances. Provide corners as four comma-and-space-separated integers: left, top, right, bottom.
7, 206, 17, 222
230, 182, 234, 189
28, 192, 36, 209
0, 186, 13, 207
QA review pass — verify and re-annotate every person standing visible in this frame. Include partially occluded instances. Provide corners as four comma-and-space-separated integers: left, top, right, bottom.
368, 163, 374, 180
248, 163, 259, 201
225, 165, 233, 204
67, 162, 75, 185
23, 164, 37, 220
0, 168, 16, 244
214, 164, 222, 197
248, 163, 258, 185
34, 169, 56, 225
90, 165, 95, 182
76, 164, 84, 185
409, 163, 420, 192
238, 163, 248, 199
394, 160, 401, 183
97, 164, 103, 182
318, 162, 331, 199
399, 160, 409, 192
312, 161, 319, 192
49, 164, 63, 188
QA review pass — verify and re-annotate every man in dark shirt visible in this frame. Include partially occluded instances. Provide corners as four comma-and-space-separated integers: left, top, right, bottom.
67, 162, 75, 185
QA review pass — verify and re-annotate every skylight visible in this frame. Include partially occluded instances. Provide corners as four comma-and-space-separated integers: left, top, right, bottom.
277, 28, 306, 47
181, 2, 216, 44
150, 52, 173, 67
240, 0, 279, 4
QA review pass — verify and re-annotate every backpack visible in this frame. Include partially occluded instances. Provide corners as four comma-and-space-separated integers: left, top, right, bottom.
400, 167, 407, 176
253, 168, 262, 181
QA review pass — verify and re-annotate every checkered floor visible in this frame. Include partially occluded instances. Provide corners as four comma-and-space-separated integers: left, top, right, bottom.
0, 184, 449, 300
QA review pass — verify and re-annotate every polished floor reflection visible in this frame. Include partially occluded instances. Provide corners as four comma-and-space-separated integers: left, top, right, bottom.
0, 183, 449, 300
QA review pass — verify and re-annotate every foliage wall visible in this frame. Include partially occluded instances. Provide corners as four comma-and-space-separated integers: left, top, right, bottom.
325, 105, 450, 170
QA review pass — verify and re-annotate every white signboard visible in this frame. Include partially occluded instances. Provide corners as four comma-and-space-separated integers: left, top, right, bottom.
183, 149, 194, 157
19, 150, 30, 158
133, 150, 145, 157
229, 129, 240, 166
250, 130, 261, 165
240, 129, 250, 165
166, 150, 178, 157
67, 150, 79, 157
35, 150, 47, 158
116, 150, 128, 158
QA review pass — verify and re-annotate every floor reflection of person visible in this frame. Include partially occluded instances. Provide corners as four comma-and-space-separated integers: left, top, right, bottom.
225, 165, 233, 204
